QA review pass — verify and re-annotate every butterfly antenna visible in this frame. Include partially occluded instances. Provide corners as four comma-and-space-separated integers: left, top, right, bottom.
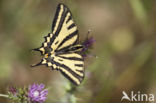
87, 29, 91, 38
86, 54, 98, 59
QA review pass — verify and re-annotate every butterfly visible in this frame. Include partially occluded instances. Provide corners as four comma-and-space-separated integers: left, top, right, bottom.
31, 3, 85, 85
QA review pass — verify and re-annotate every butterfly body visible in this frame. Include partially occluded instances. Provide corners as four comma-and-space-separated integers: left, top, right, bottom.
32, 3, 84, 85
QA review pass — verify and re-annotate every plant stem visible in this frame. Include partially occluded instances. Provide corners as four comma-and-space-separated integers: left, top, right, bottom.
0, 94, 9, 98
68, 84, 77, 103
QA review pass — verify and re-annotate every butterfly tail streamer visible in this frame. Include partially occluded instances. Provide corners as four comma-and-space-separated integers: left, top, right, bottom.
31, 62, 42, 67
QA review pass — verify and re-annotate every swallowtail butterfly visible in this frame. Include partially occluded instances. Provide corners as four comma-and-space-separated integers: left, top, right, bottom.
32, 3, 84, 85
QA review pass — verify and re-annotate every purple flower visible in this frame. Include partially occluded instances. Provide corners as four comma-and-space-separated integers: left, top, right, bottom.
8, 86, 17, 95
81, 36, 95, 57
82, 36, 95, 52
28, 83, 48, 103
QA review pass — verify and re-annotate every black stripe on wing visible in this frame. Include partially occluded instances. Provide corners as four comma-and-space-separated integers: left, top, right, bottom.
75, 64, 83, 67
56, 40, 78, 52
52, 58, 84, 85
51, 3, 62, 31
57, 56, 83, 61
50, 4, 67, 44
66, 16, 72, 23
60, 70, 82, 85
68, 23, 76, 30
55, 30, 78, 52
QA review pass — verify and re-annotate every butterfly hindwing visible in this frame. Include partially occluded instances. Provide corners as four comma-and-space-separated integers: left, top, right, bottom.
56, 53, 84, 85
39, 52, 84, 85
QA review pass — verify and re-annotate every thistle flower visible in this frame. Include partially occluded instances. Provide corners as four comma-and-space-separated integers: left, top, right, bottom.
81, 36, 95, 57
82, 37, 95, 50
8, 86, 17, 95
7, 86, 28, 103
28, 83, 48, 103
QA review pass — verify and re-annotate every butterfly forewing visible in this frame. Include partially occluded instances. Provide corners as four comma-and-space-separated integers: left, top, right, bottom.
50, 3, 79, 53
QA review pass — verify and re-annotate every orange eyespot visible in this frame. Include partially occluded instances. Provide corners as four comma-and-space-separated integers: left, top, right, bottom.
45, 54, 48, 58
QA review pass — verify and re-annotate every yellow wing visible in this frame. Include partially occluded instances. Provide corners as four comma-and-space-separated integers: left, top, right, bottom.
33, 52, 84, 85
33, 3, 79, 54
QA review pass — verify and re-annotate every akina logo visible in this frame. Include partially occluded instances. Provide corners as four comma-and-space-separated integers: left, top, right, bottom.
121, 91, 154, 102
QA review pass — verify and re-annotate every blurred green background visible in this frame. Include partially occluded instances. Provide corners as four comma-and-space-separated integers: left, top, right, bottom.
0, 0, 156, 103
